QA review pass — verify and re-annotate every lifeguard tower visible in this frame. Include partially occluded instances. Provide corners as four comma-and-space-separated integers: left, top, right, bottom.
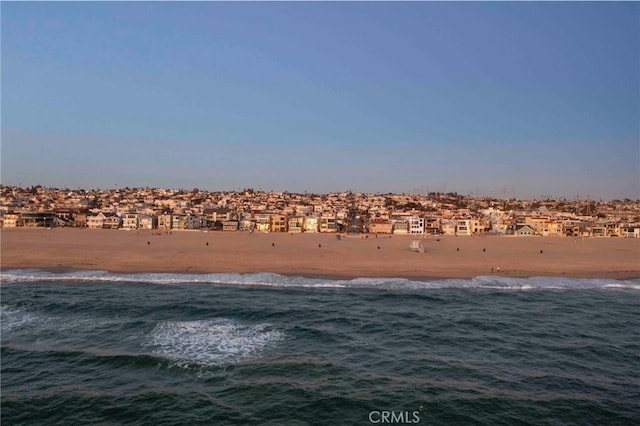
410, 240, 424, 253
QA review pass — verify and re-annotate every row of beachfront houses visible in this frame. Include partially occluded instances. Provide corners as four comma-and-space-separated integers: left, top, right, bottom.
2, 209, 639, 237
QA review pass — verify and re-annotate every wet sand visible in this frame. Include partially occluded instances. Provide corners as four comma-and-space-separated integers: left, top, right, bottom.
1, 228, 639, 279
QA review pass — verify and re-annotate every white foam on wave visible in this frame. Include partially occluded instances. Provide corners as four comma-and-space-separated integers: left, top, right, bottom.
603, 283, 640, 290
142, 318, 284, 367
1, 268, 638, 291
0, 305, 39, 333
0, 303, 124, 345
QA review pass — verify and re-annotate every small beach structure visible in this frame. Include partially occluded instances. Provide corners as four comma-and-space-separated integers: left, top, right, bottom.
409, 240, 424, 253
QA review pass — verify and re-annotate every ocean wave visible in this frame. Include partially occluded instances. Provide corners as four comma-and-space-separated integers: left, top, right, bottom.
1, 268, 638, 291
0, 303, 125, 345
1, 303, 284, 369
0, 305, 40, 334
141, 318, 283, 368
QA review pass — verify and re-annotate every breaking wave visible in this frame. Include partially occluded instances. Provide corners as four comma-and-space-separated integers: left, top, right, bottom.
1, 303, 283, 369
142, 319, 283, 368
0, 305, 40, 334
1, 268, 638, 291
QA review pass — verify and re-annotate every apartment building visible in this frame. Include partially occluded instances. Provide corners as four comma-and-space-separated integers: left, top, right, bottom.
222, 220, 239, 231
254, 214, 271, 233
441, 220, 457, 236
103, 213, 122, 229
2, 213, 21, 228
369, 219, 393, 234
392, 219, 409, 235
158, 214, 172, 230
139, 214, 157, 230
319, 216, 338, 233
303, 217, 319, 233
424, 217, 441, 235
455, 219, 472, 236
122, 213, 139, 230
87, 212, 120, 229
409, 216, 424, 235
288, 217, 304, 233
270, 214, 288, 232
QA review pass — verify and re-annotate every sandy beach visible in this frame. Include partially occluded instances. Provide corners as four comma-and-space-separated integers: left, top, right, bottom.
1, 228, 638, 279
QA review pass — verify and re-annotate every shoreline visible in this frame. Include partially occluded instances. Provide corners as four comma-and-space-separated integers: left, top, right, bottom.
1, 228, 639, 280
3, 265, 639, 281
3, 268, 638, 282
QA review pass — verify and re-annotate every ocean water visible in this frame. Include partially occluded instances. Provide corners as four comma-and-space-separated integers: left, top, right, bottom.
1, 269, 639, 425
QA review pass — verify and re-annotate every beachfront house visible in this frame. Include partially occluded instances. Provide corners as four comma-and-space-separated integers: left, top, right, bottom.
122, 213, 139, 230
591, 225, 607, 237
409, 216, 424, 235
303, 217, 319, 233
440, 220, 457, 236
158, 214, 172, 230
52, 209, 78, 227
525, 216, 549, 235
222, 220, 239, 231
455, 219, 472, 236
171, 214, 188, 230
424, 217, 441, 235
203, 207, 232, 225
270, 214, 288, 232
470, 218, 488, 234
621, 226, 640, 238
392, 219, 409, 235
369, 219, 392, 234
514, 224, 536, 236
490, 223, 509, 235
50, 209, 86, 227
139, 214, 157, 230
319, 216, 338, 233
542, 221, 564, 237
606, 223, 621, 237
254, 214, 271, 233
74, 212, 88, 228
87, 212, 105, 229
2, 212, 21, 228
190, 215, 207, 230
565, 224, 581, 237
240, 217, 256, 232
103, 213, 122, 229
288, 217, 304, 233
87, 212, 121, 229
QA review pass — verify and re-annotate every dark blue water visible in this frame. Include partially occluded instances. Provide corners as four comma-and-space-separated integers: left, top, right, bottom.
2, 270, 639, 425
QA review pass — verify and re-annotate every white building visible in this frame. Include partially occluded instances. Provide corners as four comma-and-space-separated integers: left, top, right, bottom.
319, 216, 338, 233
139, 215, 157, 230
409, 216, 424, 235
303, 217, 319, 233
455, 219, 472, 236
122, 213, 139, 230
87, 212, 108, 229
392, 219, 409, 235
441, 220, 457, 236
288, 217, 304, 233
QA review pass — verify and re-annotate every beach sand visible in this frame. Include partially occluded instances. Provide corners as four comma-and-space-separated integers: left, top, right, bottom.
1, 228, 639, 279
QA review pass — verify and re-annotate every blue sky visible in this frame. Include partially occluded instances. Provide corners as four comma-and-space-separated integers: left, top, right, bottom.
2, 2, 638, 199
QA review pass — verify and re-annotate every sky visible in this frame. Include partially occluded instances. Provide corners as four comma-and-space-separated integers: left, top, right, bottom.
2, 2, 639, 199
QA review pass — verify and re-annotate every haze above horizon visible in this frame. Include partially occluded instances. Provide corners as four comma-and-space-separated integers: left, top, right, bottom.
2, 2, 639, 199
